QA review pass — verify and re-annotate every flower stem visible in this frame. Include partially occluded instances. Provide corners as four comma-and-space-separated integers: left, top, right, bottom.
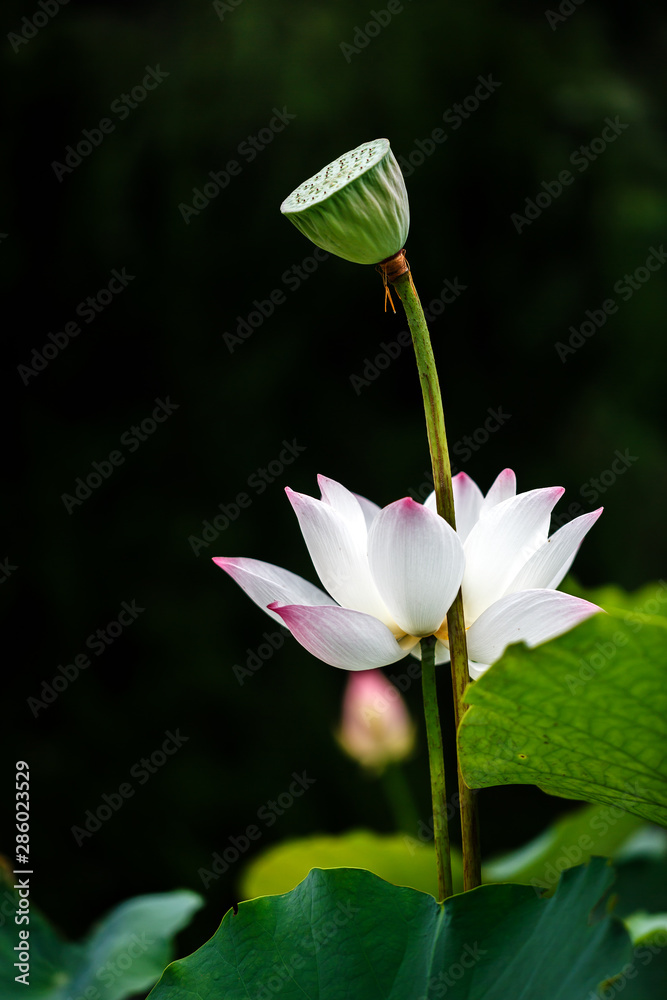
380, 763, 420, 836
420, 636, 452, 901
391, 265, 482, 892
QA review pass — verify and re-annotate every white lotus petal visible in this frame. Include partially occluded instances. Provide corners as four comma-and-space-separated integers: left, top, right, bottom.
354, 492, 382, 532
317, 474, 368, 544
423, 490, 437, 514
452, 472, 485, 541
434, 639, 452, 665
269, 603, 409, 670
506, 508, 604, 594
286, 487, 393, 624
423, 473, 484, 543
213, 556, 336, 625
480, 468, 517, 514
462, 487, 565, 623
468, 660, 491, 680
465, 589, 603, 665
368, 498, 465, 636
423, 474, 485, 543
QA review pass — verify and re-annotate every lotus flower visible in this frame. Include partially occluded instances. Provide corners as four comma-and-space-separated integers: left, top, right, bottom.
215, 475, 464, 671
422, 469, 603, 678
336, 670, 416, 771
214, 471, 602, 679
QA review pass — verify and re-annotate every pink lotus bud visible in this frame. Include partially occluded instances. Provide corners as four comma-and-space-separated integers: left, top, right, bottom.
336, 669, 415, 771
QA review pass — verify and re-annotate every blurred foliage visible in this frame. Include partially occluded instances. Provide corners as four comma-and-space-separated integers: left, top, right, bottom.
0, 865, 202, 1000
239, 828, 460, 900
3, 0, 667, 958
237, 803, 653, 902
238, 804, 667, 913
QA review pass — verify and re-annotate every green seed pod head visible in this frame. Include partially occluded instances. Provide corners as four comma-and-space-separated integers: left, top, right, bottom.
280, 138, 409, 265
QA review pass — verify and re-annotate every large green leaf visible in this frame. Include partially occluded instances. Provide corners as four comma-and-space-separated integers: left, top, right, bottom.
458, 583, 667, 825
150, 859, 632, 1000
0, 882, 202, 1000
239, 829, 461, 899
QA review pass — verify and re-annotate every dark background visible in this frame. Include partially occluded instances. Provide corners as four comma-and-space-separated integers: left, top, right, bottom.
3, 0, 667, 959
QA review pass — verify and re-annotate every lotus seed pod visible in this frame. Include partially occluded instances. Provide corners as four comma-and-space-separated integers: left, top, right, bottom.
280, 138, 410, 265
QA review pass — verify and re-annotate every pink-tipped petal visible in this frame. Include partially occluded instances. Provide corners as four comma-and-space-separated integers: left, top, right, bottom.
285, 487, 392, 624
212, 556, 336, 624
452, 472, 485, 542
317, 475, 368, 540
481, 468, 517, 514
318, 473, 382, 535
425, 471, 513, 541
462, 486, 565, 623
506, 508, 604, 595
368, 498, 465, 636
269, 603, 409, 671
425, 474, 485, 542
465, 589, 603, 666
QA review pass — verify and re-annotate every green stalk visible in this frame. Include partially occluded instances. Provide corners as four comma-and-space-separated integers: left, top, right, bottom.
420, 636, 453, 901
380, 763, 420, 837
392, 267, 482, 892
